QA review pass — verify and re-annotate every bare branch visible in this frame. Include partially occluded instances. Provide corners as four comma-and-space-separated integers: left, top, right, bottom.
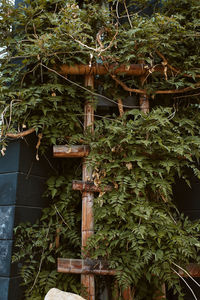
123, 0, 133, 28
6, 127, 35, 138
109, 72, 200, 95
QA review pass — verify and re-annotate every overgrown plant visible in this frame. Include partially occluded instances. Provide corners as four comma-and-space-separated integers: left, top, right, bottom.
84, 107, 200, 299
1, 0, 200, 299
13, 165, 82, 299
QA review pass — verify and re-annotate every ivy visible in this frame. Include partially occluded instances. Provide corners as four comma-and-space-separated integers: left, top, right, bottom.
84, 107, 200, 299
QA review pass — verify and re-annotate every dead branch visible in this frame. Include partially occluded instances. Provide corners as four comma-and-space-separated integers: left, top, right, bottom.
110, 73, 200, 95
96, 27, 118, 56
36, 133, 43, 161
123, 0, 133, 28
6, 127, 35, 138
69, 27, 118, 56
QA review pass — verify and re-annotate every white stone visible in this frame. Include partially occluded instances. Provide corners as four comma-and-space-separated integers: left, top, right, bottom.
44, 288, 86, 300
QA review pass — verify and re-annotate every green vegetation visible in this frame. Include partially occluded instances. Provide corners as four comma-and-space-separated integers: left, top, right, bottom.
1, 0, 200, 299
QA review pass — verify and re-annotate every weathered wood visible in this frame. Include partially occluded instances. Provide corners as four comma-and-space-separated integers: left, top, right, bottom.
154, 284, 166, 300
118, 98, 124, 117
59, 64, 148, 76
72, 180, 113, 193
58, 258, 116, 276
53, 145, 90, 158
58, 258, 200, 278
82, 74, 95, 300
139, 62, 150, 114
139, 93, 149, 114
122, 287, 135, 300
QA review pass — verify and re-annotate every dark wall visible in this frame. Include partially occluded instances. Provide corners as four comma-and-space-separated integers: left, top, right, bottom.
173, 173, 200, 221
0, 135, 51, 300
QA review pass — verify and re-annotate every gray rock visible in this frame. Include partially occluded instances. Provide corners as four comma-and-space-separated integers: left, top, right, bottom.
44, 288, 86, 300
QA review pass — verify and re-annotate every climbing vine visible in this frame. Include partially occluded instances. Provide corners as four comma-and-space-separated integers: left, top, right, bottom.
1, 0, 200, 299
84, 107, 200, 299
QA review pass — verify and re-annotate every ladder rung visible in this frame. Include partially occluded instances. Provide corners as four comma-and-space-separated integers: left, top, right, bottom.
72, 180, 113, 192
58, 258, 115, 276
58, 259, 200, 277
53, 145, 90, 158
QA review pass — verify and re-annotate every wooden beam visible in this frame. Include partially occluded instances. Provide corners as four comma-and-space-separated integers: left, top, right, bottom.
59, 63, 147, 76
58, 258, 115, 276
53, 145, 90, 158
58, 258, 200, 278
72, 180, 113, 193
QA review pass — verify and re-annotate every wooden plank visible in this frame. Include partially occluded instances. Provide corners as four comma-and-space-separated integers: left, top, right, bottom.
53, 145, 90, 158
72, 180, 113, 193
58, 259, 200, 277
58, 258, 115, 276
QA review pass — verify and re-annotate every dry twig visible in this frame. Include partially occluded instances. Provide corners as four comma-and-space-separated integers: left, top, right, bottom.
6, 127, 35, 138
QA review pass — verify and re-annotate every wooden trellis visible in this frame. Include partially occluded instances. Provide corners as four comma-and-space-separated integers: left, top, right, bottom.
53, 64, 200, 300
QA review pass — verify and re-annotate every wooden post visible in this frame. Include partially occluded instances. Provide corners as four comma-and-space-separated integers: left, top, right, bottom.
82, 74, 95, 300
139, 93, 149, 114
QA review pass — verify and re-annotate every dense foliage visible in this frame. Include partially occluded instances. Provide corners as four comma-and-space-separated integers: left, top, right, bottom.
1, 0, 200, 299
13, 165, 82, 299
85, 108, 200, 299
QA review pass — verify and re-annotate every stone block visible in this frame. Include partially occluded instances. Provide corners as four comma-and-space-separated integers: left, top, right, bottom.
44, 288, 86, 300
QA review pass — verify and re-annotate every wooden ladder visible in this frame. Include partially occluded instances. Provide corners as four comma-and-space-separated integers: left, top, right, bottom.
53, 71, 141, 300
